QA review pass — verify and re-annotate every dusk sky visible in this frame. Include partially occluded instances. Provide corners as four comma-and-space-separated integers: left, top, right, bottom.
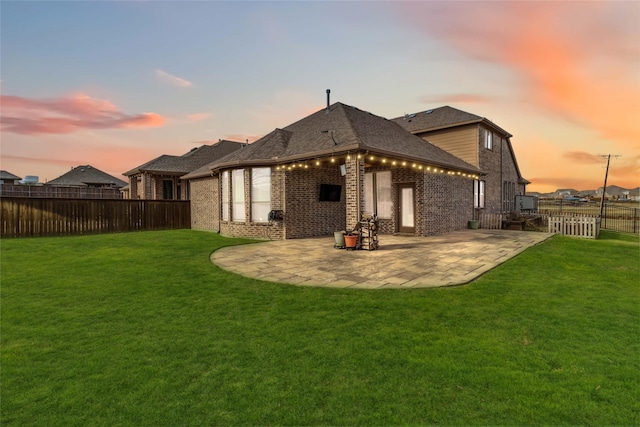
1, 1, 638, 193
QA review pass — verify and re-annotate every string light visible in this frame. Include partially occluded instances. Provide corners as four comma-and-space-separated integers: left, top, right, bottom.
270, 153, 478, 180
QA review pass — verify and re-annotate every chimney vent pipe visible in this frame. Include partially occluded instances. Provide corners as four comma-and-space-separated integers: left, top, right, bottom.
326, 89, 330, 114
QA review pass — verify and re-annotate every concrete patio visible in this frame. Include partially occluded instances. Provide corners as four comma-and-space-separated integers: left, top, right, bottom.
211, 229, 554, 289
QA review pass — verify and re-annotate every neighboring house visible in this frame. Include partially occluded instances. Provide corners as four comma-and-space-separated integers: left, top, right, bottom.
594, 187, 613, 200
556, 189, 578, 198
0, 170, 22, 185
123, 140, 243, 200
47, 165, 127, 188
120, 184, 130, 199
391, 106, 529, 213
628, 189, 640, 201
183, 101, 487, 240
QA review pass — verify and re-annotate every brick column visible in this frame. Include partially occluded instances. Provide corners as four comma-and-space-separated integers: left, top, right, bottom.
345, 156, 364, 230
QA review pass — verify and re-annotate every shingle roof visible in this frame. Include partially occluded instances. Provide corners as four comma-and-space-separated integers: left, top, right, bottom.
392, 106, 511, 137
123, 140, 244, 176
46, 165, 128, 188
184, 102, 481, 179
0, 170, 22, 181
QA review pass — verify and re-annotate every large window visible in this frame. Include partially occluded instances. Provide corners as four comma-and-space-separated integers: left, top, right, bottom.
232, 169, 245, 221
474, 179, 485, 208
251, 168, 271, 222
364, 171, 392, 218
221, 171, 229, 221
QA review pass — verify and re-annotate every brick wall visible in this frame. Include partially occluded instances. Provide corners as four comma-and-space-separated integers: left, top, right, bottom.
284, 165, 346, 238
190, 176, 219, 232
479, 126, 525, 214
422, 173, 474, 235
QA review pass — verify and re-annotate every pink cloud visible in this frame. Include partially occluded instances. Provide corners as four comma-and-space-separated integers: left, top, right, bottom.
0, 94, 166, 135
394, 2, 640, 146
186, 113, 211, 122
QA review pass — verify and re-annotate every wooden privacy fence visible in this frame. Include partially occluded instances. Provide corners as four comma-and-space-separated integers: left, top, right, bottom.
0, 184, 123, 199
548, 214, 601, 239
1, 197, 190, 238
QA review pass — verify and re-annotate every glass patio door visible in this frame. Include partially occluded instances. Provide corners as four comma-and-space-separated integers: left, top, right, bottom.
397, 184, 415, 234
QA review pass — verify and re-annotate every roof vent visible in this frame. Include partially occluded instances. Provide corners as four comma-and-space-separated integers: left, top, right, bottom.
326, 89, 331, 114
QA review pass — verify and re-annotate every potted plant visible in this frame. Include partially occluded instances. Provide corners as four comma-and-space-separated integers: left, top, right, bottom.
344, 231, 358, 249
468, 208, 480, 229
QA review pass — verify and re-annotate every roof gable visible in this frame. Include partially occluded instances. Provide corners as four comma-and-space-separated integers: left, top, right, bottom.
392, 106, 511, 137
46, 165, 127, 188
123, 140, 243, 176
0, 170, 22, 181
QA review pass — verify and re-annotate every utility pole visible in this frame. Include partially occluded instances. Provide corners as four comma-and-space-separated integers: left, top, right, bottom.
598, 154, 620, 219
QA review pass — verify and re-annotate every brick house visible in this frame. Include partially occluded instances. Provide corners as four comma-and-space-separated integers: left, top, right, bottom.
392, 106, 529, 214
123, 140, 243, 200
183, 102, 502, 240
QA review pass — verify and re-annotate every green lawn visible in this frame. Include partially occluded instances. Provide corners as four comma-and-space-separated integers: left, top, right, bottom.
1, 230, 638, 426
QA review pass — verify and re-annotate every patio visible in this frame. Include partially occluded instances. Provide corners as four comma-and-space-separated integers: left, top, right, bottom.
211, 229, 554, 289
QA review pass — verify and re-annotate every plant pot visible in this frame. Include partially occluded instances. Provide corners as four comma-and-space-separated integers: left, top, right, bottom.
334, 231, 345, 248
344, 234, 358, 249
468, 220, 480, 229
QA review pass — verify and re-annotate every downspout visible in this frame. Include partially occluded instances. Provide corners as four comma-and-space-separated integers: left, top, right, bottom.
356, 156, 360, 221
500, 134, 503, 213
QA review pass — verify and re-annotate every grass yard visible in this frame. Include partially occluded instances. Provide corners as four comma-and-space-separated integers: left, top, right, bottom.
1, 230, 638, 426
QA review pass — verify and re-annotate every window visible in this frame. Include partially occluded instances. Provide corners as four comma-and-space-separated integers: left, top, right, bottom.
232, 169, 245, 221
364, 171, 392, 219
485, 130, 493, 150
221, 171, 229, 221
251, 168, 271, 222
474, 179, 485, 208
162, 180, 173, 199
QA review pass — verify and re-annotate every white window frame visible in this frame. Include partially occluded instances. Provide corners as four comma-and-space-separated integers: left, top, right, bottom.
474, 179, 485, 208
364, 171, 392, 219
221, 171, 229, 221
485, 130, 493, 150
251, 167, 271, 223
232, 169, 245, 221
